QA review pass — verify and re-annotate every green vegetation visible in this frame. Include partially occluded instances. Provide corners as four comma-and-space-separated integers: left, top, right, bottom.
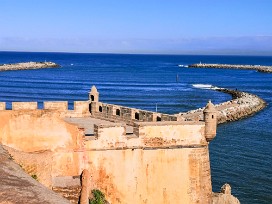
89, 189, 106, 204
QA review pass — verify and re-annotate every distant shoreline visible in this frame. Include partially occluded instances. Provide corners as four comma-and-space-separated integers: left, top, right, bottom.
188, 63, 272, 73
0, 62, 60, 72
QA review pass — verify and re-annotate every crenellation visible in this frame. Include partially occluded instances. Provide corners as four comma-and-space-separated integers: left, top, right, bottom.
74, 101, 89, 114
44, 101, 68, 111
0, 102, 6, 110
91, 101, 179, 126
12, 102, 38, 110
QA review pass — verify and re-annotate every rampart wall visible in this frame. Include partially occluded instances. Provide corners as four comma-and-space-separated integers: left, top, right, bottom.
0, 102, 6, 110
0, 85, 218, 204
90, 101, 182, 126
0, 106, 213, 204
0, 101, 90, 117
12, 102, 38, 110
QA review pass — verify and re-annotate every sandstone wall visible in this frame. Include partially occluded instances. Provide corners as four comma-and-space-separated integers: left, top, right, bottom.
0, 102, 6, 110
0, 107, 214, 204
82, 121, 211, 204
0, 101, 90, 117
91, 101, 181, 126
0, 110, 83, 152
44, 101, 68, 111
12, 102, 38, 110
84, 147, 211, 204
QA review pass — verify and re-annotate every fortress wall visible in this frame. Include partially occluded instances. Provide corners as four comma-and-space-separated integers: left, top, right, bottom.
74, 101, 89, 114
51, 151, 86, 182
1, 100, 89, 118
0, 104, 213, 203
0, 110, 83, 152
44, 101, 68, 111
12, 102, 38, 110
91, 102, 178, 125
161, 113, 180, 121
0, 102, 6, 110
94, 123, 126, 138
133, 121, 207, 146
84, 146, 212, 204
63, 101, 91, 118
85, 121, 207, 150
80, 121, 211, 204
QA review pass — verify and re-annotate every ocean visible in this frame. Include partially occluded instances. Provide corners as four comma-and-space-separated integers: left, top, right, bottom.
0, 52, 271, 203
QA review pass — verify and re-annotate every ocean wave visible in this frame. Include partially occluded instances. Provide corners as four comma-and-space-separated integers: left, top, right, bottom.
178, 64, 188, 67
192, 84, 214, 89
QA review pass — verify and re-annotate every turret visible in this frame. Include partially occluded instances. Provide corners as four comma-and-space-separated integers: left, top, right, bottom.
89, 85, 99, 102
203, 100, 217, 142
89, 85, 99, 114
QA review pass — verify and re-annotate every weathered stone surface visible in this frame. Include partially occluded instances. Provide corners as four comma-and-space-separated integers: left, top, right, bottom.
212, 184, 240, 204
0, 145, 69, 204
52, 186, 82, 204
79, 169, 90, 204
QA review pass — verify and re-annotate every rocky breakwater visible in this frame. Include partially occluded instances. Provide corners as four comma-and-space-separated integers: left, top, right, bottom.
176, 86, 267, 124
188, 63, 272, 73
0, 61, 60, 71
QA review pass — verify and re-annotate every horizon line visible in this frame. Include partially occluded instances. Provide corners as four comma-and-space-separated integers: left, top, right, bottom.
1, 50, 272, 57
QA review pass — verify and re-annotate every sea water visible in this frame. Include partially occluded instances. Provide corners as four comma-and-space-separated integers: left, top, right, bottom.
0, 52, 271, 204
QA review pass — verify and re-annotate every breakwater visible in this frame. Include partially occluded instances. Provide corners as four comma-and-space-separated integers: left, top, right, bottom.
176, 87, 267, 124
188, 63, 272, 73
0, 61, 60, 71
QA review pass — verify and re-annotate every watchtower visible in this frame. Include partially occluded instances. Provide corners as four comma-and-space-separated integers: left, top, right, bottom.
89, 85, 99, 114
203, 100, 217, 142
89, 85, 99, 102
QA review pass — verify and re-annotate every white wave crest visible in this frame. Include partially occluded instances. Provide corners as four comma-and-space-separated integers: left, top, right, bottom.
178, 64, 188, 67
192, 84, 217, 89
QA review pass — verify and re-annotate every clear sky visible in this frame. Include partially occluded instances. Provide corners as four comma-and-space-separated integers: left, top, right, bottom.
1, 0, 272, 55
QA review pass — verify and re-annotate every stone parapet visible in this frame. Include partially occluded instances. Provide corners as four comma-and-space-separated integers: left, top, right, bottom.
74, 101, 89, 114
0, 102, 6, 110
12, 102, 38, 110
44, 101, 68, 111
91, 101, 180, 126
85, 120, 207, 151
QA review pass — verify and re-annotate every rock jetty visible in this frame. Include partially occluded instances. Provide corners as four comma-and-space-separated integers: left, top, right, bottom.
0, 61, 60, 71
176, 86, 266, 124
188, 63, 272, 73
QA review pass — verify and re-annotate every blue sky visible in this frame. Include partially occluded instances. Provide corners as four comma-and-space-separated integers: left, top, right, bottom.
1, 0, 272, 55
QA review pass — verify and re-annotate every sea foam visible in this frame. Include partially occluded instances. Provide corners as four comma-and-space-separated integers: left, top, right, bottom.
192, 84, 215, 89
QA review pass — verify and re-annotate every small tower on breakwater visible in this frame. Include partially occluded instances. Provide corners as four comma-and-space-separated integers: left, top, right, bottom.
89, 85, 99, 114
204, 100, 217, 142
